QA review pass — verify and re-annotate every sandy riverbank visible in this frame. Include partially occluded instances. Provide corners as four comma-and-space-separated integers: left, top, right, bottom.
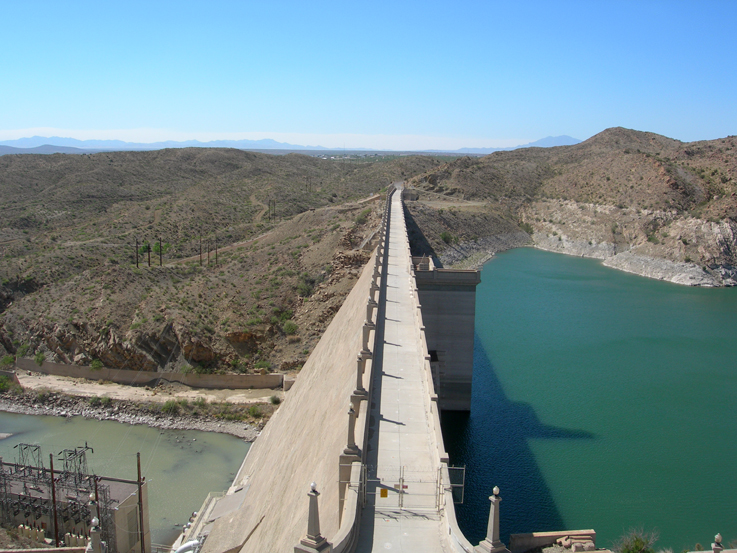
0, 371, 281, 441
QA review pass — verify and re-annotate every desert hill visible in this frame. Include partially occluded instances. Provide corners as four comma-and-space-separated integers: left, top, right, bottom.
0, 149, 444, 370
2, 128, 736, 374
404, 128, 737, 285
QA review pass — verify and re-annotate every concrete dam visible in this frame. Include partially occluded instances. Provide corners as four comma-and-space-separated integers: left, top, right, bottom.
178, 185, 595, 553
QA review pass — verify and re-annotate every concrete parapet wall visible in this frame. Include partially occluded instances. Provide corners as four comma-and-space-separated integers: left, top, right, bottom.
14, 358, 284, 389
509, 530, 596, 553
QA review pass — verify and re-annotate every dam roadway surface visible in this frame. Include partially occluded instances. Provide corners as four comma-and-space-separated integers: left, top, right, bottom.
354, 189, 451, 552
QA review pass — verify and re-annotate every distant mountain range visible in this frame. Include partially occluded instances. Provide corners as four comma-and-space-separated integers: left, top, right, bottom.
448, 135, 581, 153
0, 135, 581, 156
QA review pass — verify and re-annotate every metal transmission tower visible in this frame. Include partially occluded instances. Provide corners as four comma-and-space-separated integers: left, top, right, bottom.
58, 443, 93, 487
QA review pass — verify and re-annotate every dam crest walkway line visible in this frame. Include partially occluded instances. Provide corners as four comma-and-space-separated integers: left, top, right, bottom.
353, 187, 464, 552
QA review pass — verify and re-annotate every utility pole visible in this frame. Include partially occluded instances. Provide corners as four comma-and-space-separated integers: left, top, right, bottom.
137, 453, 145, 553
50, 454, 59, 547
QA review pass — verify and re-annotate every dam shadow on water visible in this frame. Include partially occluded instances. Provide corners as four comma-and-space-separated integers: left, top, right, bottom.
441, 337, 595, 545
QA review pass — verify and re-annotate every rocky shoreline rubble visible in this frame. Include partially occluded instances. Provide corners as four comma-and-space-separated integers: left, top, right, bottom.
0, 392, 261, 441
532, 234, 735, 286
440, 232, 531, 269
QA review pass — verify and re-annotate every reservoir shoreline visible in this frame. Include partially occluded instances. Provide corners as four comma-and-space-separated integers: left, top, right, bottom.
0, 392, 260, 440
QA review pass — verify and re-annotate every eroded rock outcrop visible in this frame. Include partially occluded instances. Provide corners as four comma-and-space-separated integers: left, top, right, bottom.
522, 199, 737, 286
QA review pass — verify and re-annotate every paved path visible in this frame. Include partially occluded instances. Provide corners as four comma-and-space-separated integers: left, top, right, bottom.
355, 189, 450, 552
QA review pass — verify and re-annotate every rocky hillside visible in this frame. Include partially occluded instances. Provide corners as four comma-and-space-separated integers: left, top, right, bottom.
404, 127, 737, 286
0, 149, 445, 367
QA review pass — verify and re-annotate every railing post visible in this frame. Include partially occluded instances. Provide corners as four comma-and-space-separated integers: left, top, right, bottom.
370, 280, 379, 300
361, 322, 374, 358
294, 483, 332, 553
366, 297, 378, 323
343, 404, 360, 457
475, 486, 509, 553
352, 355, 368, 401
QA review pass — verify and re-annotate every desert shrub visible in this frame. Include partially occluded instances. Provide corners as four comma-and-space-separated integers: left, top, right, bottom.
440, 231, 454, 244
17, 344, 30, 357
100, 396, 112, 407
519, 222, 534, 234
162, 400, 180, 415
248, 405, 261, 417
0, 355, 14, 367
283, 321, 298, 335
89, 396, 102, 407
254, 360, 270, 370
296, 273, 321, 297
613, 529, 658, 553
0, 376, 11, 393
90, 359, 104, 370
193, 364, 213, 375
34, 352, 46, 366
270, 395, 281, 405
355, 208, 371, 225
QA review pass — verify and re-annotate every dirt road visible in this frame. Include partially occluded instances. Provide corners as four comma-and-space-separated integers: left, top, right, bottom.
16, 371, 281, 405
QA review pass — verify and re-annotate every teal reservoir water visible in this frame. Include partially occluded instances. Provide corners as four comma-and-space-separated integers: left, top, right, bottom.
442, 248, 737, 551
0, 412, 249, 547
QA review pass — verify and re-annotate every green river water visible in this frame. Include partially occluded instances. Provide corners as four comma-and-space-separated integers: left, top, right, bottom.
0, 413, 249, 547
442, 247, 737, 551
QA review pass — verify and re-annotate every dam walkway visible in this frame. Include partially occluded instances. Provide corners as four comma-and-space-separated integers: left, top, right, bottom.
354, 190, 450, 552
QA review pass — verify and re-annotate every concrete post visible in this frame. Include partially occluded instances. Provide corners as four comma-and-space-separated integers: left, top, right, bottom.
294, 483, 332, 553
361, 322, 374, 358
366, 297, 378, 322
343, 404, 360, 457
370, 281, 379, 299
475, 487, 507, 553
353, 354, 368, 399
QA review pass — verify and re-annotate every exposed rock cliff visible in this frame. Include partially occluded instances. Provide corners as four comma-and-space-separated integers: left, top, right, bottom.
522, 199, 737, 286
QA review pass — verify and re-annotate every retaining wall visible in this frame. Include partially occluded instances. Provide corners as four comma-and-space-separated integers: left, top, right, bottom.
14, 358, 286, 390
0, 369, 20, 385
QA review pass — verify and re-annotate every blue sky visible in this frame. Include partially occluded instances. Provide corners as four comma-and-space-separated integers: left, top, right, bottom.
2, 0, 735, 150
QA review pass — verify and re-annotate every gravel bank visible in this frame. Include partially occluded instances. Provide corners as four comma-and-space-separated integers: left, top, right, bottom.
0, 392, 261, 441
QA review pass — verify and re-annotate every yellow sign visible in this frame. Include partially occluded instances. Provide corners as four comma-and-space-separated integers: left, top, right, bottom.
380, 488, 388, 498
